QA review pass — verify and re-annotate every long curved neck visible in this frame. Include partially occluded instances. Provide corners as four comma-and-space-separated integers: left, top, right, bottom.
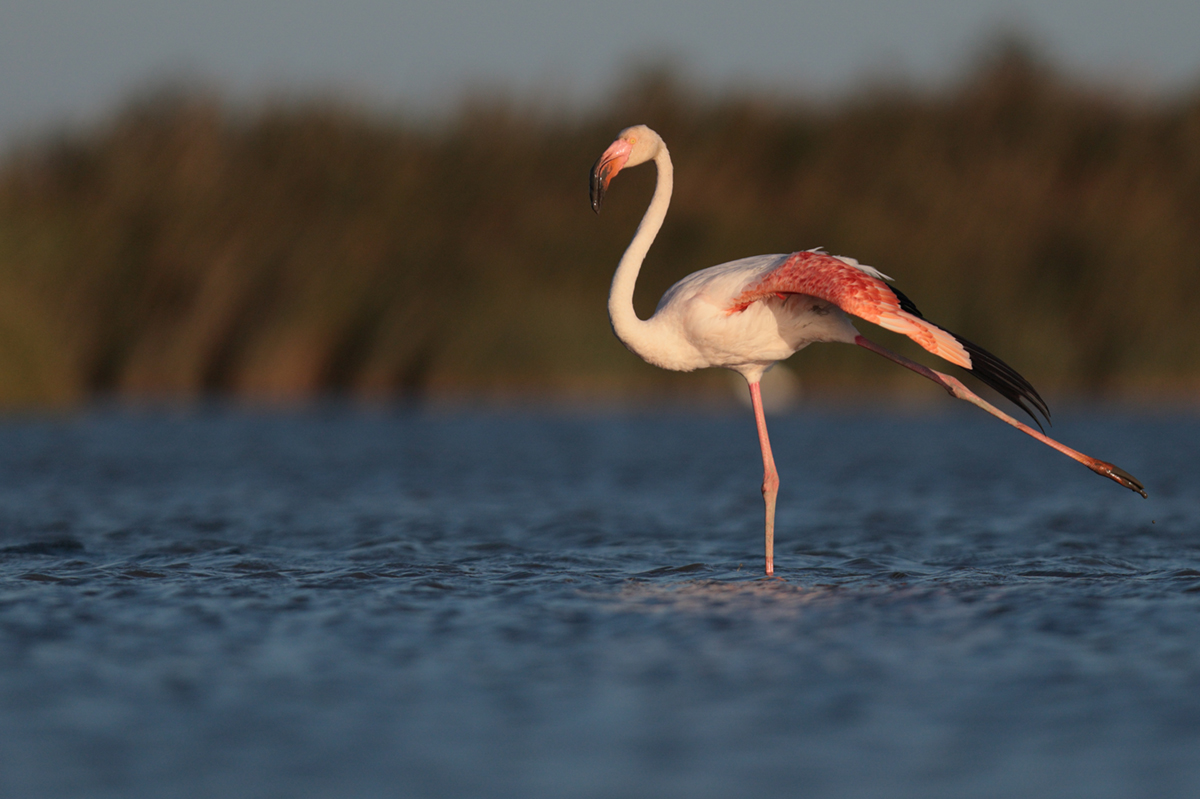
608, 146, 673, 359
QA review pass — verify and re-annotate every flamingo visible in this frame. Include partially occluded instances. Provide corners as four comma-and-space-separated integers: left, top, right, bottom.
590, 124, 1146, 577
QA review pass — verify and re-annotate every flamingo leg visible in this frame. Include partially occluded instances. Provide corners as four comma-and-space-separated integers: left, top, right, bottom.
854, 336, 1146, 497
749, 381, 780, 575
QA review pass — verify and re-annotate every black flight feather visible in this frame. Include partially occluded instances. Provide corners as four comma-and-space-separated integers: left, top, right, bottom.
888, 285, 1050, 429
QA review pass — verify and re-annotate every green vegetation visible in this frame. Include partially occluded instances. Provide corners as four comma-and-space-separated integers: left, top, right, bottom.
1, 45, 1198, 407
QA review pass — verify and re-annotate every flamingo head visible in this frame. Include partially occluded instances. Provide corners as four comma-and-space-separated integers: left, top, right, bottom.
590, 125, 661, 213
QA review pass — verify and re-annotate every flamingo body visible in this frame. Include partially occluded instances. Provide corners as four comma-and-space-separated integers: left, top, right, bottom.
636, 253, 858, 379
590, 124, 1145, 576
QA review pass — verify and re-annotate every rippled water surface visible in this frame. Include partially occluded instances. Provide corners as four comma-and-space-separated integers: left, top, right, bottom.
0, 406, 1195, 798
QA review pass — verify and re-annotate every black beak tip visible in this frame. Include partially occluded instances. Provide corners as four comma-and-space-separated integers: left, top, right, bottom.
590, 173, 604, 211
589, 163, 606, 213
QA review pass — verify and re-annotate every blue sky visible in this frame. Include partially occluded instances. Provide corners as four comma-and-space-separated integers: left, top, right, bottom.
2, 0, 1199, 151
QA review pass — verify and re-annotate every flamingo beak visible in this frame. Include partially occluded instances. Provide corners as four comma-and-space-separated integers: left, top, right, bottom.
590, 139, 633, 213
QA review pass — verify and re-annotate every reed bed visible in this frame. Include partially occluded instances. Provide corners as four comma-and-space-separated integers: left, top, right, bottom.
1, 46, 1197, 407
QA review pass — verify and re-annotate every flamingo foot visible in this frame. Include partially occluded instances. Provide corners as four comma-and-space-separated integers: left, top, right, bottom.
1090, 462, 1147, 498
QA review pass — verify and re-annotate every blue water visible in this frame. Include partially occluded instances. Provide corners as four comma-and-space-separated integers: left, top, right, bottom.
0, 405, 1194, 798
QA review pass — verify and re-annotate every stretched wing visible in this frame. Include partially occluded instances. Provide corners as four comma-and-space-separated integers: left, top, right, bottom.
728, 250, 1050, 426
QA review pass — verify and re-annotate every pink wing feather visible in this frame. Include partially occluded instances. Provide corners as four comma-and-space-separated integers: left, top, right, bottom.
728, 250, 1050, 425
729, 250, 971, 368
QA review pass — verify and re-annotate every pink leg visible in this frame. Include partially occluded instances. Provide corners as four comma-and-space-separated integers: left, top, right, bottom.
749, 381, 780, 575
855, 336, 1146, 497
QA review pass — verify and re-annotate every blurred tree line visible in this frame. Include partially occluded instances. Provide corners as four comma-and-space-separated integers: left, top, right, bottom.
0, 43, 1198, 408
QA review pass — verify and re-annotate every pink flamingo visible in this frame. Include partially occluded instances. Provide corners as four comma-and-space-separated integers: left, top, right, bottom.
590, 125, 1145, 576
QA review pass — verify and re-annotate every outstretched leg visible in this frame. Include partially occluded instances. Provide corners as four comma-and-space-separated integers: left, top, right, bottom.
855, 336, 1146, 497
749, 381, 780, 575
